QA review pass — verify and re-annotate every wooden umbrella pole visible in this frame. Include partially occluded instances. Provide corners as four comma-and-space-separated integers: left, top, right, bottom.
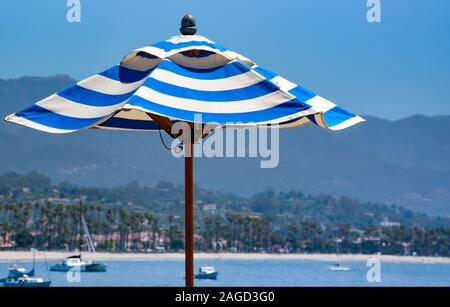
184, 128, 194, 287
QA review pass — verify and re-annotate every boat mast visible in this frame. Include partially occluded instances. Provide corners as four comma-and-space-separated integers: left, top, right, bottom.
79, 199, 83, 255
336, 239, 341, 264
81, 214, 96, 253
32, 248, 35, 271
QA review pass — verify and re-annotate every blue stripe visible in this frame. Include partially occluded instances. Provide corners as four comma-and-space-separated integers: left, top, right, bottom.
278, 117, 303, 126
252, 66, 316, 104
98, 117, 161, 130
322, 106, 356, 127
127, 96, 310, 124
151, 40, 227, 52
252, 66, 277, 80
289, 86, 316, 103
307, 115, 318, 126
15, 105, 104, 130
157, 60, 248, 80
142, 77, 279, 102
136, 51, 160, 59
99, 65, 154, 83
58, 84, 136, 107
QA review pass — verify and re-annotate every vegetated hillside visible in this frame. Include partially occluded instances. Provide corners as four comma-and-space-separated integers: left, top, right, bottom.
1, 172, 448, 229
1, 172, 449, 256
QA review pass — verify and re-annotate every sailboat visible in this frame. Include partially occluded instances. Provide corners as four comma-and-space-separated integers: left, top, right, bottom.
328, 239, 350, 271
1, 249, 51, 287
51, 208, 106, 273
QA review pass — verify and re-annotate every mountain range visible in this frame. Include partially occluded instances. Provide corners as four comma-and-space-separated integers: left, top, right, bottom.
1, 76, 449, 216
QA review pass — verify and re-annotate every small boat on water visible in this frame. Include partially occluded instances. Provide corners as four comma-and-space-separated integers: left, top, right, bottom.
4, 265, 34, 279
2, 274, 52, 288
328, 263, 350, 271
1, 250, 51, 287
51, 207, 106, 273
50, 254, 106, 272
328, 239, 351, 271
195, 266, 219, 280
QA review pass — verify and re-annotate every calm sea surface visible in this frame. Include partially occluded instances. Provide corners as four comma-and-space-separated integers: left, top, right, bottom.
1, 259, 449, 287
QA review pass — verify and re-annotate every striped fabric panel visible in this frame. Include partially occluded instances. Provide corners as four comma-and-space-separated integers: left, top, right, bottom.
251, 66, 365, 130
5, 64, 154, 133
122, 59, 314, 125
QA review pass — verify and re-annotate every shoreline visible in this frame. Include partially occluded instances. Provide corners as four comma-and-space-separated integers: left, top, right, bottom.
0, 251, 449, 264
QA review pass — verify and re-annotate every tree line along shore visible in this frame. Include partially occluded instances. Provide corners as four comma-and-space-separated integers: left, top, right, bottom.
0, 172, 449, 257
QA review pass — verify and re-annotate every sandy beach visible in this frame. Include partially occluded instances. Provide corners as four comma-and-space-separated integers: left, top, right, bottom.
0, 251, 449, 264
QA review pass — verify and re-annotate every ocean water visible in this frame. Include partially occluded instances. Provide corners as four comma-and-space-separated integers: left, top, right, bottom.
1, 259, 449, 287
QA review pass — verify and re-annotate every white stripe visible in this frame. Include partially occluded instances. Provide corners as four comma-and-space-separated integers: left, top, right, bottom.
270, 76, 297, 92
329, 115, 366, 130
133, 86, 295, 114
36, 94, 127, 119
4, 114, 76, 134
166, 35, 215, 44
78, 75, 145, 95
150, 68, 262, 91
305, 95, 337, 113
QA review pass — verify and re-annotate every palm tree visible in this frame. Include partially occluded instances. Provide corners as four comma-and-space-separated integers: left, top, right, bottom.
151, 217, 160, 250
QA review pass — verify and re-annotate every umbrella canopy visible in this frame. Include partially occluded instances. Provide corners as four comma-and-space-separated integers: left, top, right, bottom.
5, 35, 364, 133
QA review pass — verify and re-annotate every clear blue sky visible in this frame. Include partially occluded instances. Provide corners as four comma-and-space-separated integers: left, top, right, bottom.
1, 0, 449, 119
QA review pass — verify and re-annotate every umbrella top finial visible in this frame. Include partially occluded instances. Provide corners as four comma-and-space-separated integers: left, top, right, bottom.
180, 14, 197, 35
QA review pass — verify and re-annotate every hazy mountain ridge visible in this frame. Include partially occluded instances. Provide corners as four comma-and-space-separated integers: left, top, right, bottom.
1, 76, 449, 216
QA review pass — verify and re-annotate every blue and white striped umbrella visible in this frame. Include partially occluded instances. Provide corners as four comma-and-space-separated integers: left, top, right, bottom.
5, 34, 364, 133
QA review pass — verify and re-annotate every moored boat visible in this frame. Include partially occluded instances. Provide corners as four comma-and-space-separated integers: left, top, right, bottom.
328, 239, 351, 271
328, 263, 350, 271
50, 254, 106, 272
3, 276, 51, 288
5, 265, 34, 279
1, 250, 51, 287
51, 203, 106, 273
195, 266, 219, 280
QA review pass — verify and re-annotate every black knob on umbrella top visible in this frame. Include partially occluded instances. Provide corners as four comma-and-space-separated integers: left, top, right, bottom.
180, 14, 197, 35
